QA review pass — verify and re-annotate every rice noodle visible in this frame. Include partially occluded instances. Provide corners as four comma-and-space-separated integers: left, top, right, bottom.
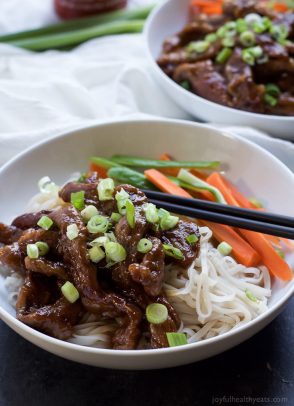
0, 179, 272, 349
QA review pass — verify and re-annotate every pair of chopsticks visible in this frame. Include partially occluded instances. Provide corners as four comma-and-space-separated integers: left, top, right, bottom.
142, 190, 294, 239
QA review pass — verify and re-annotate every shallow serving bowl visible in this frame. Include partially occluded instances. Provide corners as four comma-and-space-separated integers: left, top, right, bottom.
0, 119, 294, 369
145, 0, 294, 139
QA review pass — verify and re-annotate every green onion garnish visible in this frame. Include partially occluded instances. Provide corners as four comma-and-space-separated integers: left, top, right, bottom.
166, 332, 188, 347
87, 215, 109, 234
89, 235, 109, 247
146, 303, 168, 325
264, 93, 278, 107
143, 203, 159, 224
115, 188, 130, 215
247, 45, 263, 58
37, 215, 53, 231
126, 199, 135, 229
27, 244, 39, 259
158, 208, 170, 220
88, 245, 105, 263
137, 238, 153, 254
217, 26, 228, 38
180, 80, 191, 91
81, 205, 98, 221
222, 37, 235, 48
61, 281, 79, 304
38, 176, 59, 194
242, 49, 255, 66
265, 84, 280, 98
205, 33, 218, 43
70, 191, 85, 210
97, 178, 115, 201
217, 242, 232, 256
163, 244, 184, 261
105, 241, 127, 263
270, 24, 289, 41
35, 241, 49, 256
111, 212, 122, 223
240, 30, 256, 47
186, 234, 199, 245
160, 215, 179, 231
216, 47, 233, 64
245, 289, 259, 303
186, 40, 210, 54
236, 18, 247, 33
66, 224, 79, 240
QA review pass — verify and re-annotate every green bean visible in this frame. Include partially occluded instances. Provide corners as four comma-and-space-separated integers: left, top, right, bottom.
107, 167, 155, 190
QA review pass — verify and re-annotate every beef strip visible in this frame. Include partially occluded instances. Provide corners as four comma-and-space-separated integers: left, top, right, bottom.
0, 223, 23, 245
16, 272, 82, 340
225, 49, 265, 113
266, 93, 294, 116
48, 205, 142, 349
223, 0, 276, 19
12, 210, 51, 230
173, 60, 231, 107
25, 257, 68, 280
129, 237, 165, 297
161, 219, 201, 268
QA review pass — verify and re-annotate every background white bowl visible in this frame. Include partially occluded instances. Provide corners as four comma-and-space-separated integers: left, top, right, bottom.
0, 119, 293, 369
145, 0, 294, 139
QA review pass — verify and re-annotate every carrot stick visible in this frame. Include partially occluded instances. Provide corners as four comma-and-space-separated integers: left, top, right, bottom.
222, 177, 256, 209
202, 4, 223, 14
207, 172, 293, 281
89, 162, 107, 178
201, 220, 261, 267
144, 169, 192, 198
159, 153, 179, 177
273, 3, 288, 12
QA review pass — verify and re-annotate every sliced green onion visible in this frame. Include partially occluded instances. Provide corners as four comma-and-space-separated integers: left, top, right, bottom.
240, 31, 256, 47
180, 80, 191, 91
264, 93, 278, 107
217, 26, 228, 38
253, 21, 267, 34
146, 303, 168, 325
222, 37, 235, 48
265, 84, 280, 98
160, 215, 179, 231
143, 203, 159, 224
111, 212, 122, 223
186, 234, 199, 245
216, 47, 233, 64
89, 235, 109, 247
166, 332, 188, 347
158, 208, 170, 219
205, 33, 217, 43
178, 169, 226, 204
27, 244, 39, 259
249, 197, 263, 208
261, 17, 272, 31
87, 215, 109, 234
245, 289, 259, 303
217, 241, 232, 256
38, 176, 59, 194
81, 205, 98, 221
247, 45, 263, 58
35, 241, 49, 256
115, 188, 130, 215
105, 241, 127, 263
66, 223, 79, 240
242, 49, 255, 66
270, 24, 289, 41
126, 199, 135, 229
70, 190, 85, 210
224, 21, 237, 36
37, 215, 53, 231
61, 281, 79, 304
105, 231, 117, 243
244, 13, 262, 27
97, 178, 115, 201
77, 173, 87, 183
186, 40, 210, 54
236, 18, 247, 33
163, 244, 184, 261
88, 245, 105, 263
137, 238, 153, 254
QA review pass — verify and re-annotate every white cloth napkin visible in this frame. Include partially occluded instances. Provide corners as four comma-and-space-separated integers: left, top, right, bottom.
0, 0, 293, 172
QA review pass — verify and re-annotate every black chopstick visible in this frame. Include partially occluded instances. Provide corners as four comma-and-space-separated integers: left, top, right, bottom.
141, 190, 294, 239
143, 190, 294, 228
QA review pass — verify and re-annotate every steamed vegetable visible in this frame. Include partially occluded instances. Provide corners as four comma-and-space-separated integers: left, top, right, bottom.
108, 167, 154, 189
111, 155, 220, 169
145, 169, 192, 198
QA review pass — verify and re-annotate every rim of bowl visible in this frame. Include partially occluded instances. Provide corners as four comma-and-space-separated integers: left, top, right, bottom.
0, 117, 293, 358
144, 0, 294, 122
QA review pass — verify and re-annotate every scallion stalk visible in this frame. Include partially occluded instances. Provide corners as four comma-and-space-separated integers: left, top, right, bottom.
166, 332, 188, 347
146, 303, 168, 324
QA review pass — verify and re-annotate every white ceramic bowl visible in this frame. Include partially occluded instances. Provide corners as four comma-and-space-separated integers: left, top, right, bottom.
0, 119, 293, 370
145, 0, 294, 139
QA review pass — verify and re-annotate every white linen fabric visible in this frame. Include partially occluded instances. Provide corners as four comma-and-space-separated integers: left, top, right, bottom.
0, 0, 293, 171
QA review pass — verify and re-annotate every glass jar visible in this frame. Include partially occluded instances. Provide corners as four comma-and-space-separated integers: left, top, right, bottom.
55, 0, 128, 19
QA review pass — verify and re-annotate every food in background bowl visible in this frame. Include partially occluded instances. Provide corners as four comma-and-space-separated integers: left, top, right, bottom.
1, 152, 293, 351
157, 0, 294, 116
